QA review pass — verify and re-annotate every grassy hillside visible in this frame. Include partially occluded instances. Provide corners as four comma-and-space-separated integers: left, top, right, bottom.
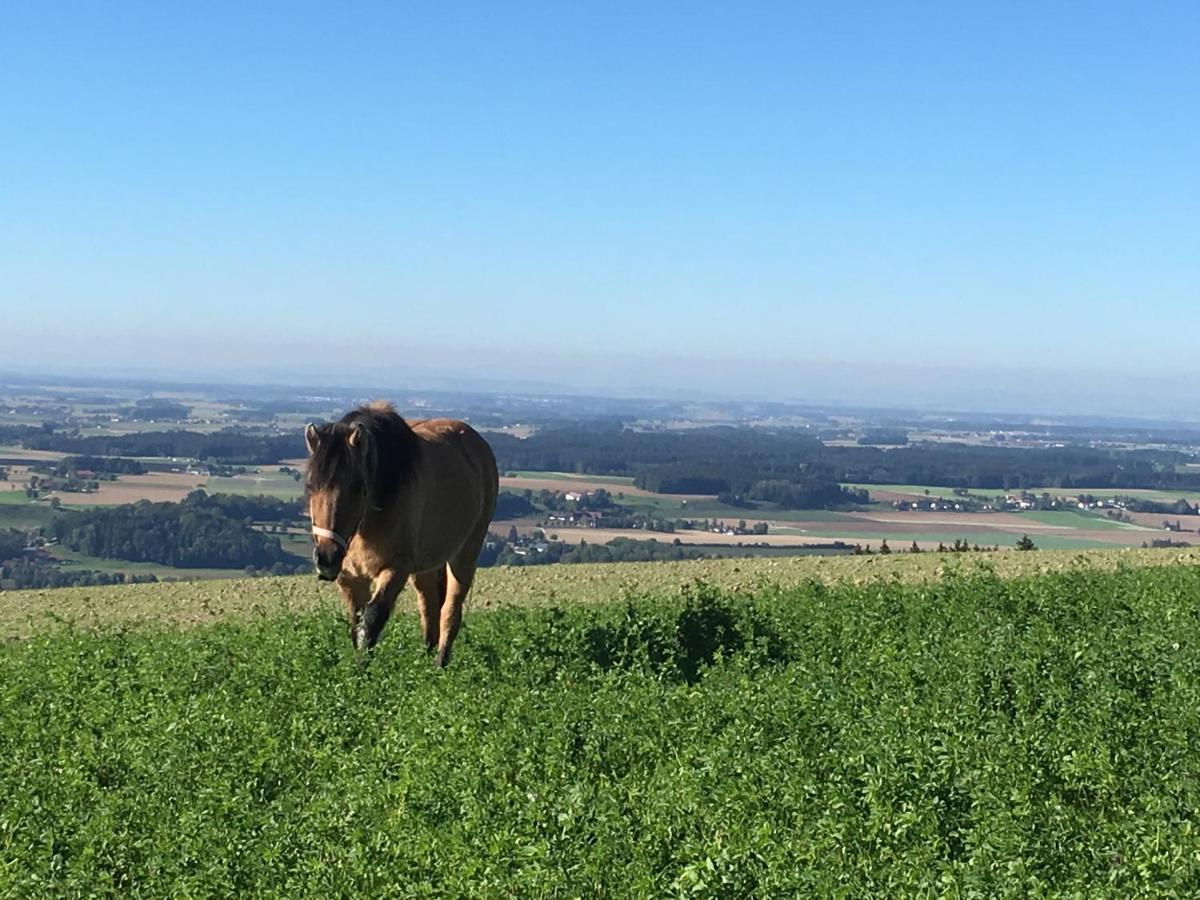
2, 546, 1199, 639
2, 564, 1200, 897
3, 551, 1200, 895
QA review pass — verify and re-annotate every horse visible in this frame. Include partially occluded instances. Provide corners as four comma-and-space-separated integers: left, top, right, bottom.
304, 401, 498, 666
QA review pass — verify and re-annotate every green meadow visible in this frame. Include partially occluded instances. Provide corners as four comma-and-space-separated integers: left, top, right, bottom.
3, 555, 1200, 895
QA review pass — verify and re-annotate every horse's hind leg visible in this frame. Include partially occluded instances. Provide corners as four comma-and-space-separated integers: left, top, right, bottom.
435, 532, 486, 668
412, 568, 446, 652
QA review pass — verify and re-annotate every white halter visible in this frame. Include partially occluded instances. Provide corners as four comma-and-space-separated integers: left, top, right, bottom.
311, 526, 348, 550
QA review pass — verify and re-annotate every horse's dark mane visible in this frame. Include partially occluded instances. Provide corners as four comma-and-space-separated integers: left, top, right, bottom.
305, 402, 420, 505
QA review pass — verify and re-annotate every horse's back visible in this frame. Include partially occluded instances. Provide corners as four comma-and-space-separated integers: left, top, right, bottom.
409, 418, 499, 523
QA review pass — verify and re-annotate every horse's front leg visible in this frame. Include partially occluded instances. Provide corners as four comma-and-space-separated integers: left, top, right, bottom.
358, 568, 408, 650
336, 576, 371, 649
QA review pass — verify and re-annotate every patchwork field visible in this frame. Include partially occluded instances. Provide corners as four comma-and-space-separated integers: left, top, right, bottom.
10, 469, 1194, 584
3, 551, 1200, 894
500, 474, 1187, 551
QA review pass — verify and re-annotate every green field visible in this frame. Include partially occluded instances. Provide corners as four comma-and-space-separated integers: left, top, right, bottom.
1019, 509, 1155, 531
46, 546, 253, 582
206, 471, 304, 499
0, 501, 59, 530
507, 471, 637, 486
4, 553, 1200, 894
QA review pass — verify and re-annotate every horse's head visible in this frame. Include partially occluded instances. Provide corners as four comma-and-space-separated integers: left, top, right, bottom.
304, 420, 374, 580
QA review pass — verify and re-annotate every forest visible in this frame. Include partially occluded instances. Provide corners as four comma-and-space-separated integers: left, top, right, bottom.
478, 534, 709, 567
48, 495, 304, 569
19, 429, 304, 465
489, 426, 1200, 493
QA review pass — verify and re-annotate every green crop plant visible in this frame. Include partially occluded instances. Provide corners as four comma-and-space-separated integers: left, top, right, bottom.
2, 564, 1200, 895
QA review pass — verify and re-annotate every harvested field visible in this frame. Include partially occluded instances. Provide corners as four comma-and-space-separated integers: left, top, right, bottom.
0, 446, 69, 462
48, 472, 206, 506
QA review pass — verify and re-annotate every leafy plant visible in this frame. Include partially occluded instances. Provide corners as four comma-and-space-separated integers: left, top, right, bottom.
3, 566, 1200, 894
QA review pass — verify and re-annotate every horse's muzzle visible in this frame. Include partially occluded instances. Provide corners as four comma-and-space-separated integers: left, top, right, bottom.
314, 545, 344, 581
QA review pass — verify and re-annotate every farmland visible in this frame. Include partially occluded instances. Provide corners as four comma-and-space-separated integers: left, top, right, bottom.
3, 551, 1200, 894
2, 466, 1190, 592
4, 380, 1200, 585
499, 473, 1175, 552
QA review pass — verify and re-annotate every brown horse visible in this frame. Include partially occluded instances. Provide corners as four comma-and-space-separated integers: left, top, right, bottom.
304, 402, 498, 666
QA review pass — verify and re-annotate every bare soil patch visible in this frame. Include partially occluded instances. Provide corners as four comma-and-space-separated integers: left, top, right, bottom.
50, 472, 206, 506
0, 447, 69, 462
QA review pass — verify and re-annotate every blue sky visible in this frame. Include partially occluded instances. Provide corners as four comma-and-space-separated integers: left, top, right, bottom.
2, 2, 1197, 412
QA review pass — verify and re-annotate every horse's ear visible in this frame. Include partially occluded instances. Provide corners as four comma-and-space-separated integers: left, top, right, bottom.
348, 423, 374, 467
304, 423, 321, 455
347, 422, 378, 503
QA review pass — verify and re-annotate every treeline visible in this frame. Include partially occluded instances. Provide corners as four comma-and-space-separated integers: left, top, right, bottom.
0, 529, 26, 561
0, 424, 52, 446
479, 534, 708, 567
744, 479, 869, 508
38, 456, 147, 479
633, 466, 734, 495
128, 399, 190, 421
0, 528, 164, 590
857, 429, 909, 445
182, 490, 304, 523
0, 561, 160, 591
636, 469, 866, 509
1112, 496, 1197, 516
50, 498, 304, 569
832, 443, 1200, 492
494, 425, 1200, 494
493, 491, 539, 520
62, 455, 146, 475
22, 430, 304, 465
488, 426, 824, 476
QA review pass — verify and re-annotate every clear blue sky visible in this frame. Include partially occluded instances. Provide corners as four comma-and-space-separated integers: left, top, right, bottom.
2, 2, 1197, 412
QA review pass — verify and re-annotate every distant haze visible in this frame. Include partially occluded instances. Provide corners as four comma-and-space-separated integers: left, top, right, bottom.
2, 351, 1197, 424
